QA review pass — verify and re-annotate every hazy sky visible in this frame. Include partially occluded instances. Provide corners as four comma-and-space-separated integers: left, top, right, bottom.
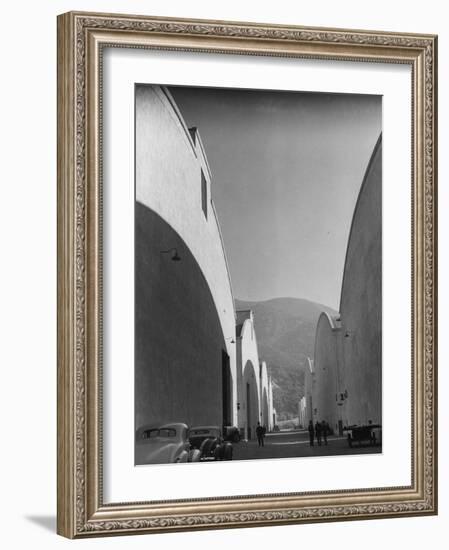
169, 86, 381, 310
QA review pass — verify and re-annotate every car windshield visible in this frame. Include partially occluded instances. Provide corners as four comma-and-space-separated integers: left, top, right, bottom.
142, 428, 176, 439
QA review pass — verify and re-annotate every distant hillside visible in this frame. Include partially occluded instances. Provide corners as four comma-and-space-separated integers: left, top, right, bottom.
235, 297, 337, 417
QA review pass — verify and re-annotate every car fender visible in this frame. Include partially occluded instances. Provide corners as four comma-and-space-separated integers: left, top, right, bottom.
200, 438, 216, 457
189, 449, 201, 462
176, 449, 189, 463
223, 442, 233, 460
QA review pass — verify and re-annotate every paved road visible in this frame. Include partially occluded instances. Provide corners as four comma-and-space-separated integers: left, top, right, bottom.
232, 429, 381, 461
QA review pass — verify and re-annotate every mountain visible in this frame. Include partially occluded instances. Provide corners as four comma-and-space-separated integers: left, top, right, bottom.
235, 297, 337, 418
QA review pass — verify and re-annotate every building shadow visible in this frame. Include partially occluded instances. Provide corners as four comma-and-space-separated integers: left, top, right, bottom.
25, 515, 56, 533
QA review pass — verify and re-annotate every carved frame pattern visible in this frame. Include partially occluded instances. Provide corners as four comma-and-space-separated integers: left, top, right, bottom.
57, 11, 437, 538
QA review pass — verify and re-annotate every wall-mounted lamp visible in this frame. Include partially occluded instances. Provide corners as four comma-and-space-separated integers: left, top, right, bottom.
160, 247, 181, 262
225, 337, 235, 344
344, 330, 351, 338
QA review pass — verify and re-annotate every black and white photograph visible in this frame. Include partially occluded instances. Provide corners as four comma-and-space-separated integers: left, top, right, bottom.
134, 84, 382, 466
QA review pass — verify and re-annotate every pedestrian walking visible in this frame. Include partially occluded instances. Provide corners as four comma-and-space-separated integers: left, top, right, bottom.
308, 419, 314, 446
256, 422, 265, 447
315, 421, 322, 446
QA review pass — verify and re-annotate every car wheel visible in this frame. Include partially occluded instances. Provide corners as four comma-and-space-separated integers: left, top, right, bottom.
223, 444, 233, 460
213, 445, 222, 460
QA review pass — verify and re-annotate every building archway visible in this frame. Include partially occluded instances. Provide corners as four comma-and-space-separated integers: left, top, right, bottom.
222, 350, 233, 428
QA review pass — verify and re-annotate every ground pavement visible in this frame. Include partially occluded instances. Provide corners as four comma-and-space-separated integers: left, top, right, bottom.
232, 428, 381, 461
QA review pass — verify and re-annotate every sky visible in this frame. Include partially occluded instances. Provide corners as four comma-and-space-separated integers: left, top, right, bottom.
169, 86, 381, 311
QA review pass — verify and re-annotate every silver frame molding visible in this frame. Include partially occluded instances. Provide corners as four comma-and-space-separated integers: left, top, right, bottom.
57, 11, 438, 538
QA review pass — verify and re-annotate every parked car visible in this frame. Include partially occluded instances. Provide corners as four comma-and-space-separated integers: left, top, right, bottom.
344, 424, 382, 447
189, 426, 233, 460
135, 422, 201, 465
223, 425, 240, 443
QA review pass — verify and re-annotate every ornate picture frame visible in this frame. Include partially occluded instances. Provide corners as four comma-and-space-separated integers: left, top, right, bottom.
57, 11, 437, 538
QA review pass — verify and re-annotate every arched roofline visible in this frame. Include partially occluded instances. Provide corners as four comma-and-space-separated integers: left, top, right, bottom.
211, 199, 236, 315
313, 311, 342, 365
187, 125, 213, 183
339, 133, 382, 312
153, 86, 236, 320
307, 356, 314, 374
238, 317, 259, 352
238, 318, 251, 339
317, 311, 342, 331
159, 87, 213, 181
158, 88, 197, 155
236, 310, 253, 338
243, 358, 259, 381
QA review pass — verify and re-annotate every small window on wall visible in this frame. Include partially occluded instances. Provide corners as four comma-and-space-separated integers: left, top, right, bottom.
201, 169, 207, 219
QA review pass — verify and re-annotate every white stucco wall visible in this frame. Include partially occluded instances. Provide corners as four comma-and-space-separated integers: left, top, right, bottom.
298, 396, 307, 428
313, 313, 345, 433
135, 85, 237, 424
339, 138, 382, 427
259, 361, 270, 427
236, 311, 262, 438
304, 357, 315, 425
267, 377, 274, 431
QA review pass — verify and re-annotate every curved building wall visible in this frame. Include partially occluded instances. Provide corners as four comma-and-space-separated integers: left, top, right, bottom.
313, 313, 343, 433
136, 85, 236, 383
303, 358, 315, 426
298, 396, 307, 428
236, 311, 261, 439
135, 206, 230, 431
259, 362, 270, 427
267, 376, 274, 431
339, 136, 382, 426
135, 85, 237, 440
